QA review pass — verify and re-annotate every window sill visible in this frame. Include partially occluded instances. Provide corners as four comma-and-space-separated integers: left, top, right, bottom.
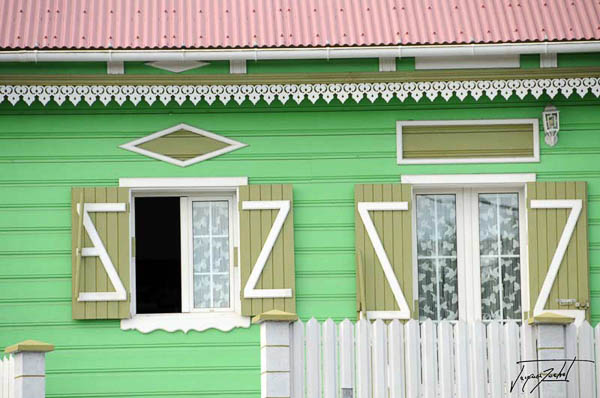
120, 312, 251, 334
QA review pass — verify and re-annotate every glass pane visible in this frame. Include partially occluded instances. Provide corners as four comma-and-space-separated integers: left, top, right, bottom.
416, 194, 458, 321
479, 193, 521, 320
192, 200, 231, 309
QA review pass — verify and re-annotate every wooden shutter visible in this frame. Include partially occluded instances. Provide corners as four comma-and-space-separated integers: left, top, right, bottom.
355, 184, 415, 320
527, 181, 589, 323
239, 184, 296, 317
71, 187, 131, 320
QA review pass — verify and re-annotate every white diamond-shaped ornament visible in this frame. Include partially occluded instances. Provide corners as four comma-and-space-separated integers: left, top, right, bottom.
119, 123, 247, 167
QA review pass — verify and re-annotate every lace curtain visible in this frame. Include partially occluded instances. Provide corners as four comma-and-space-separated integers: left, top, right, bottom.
192, 201, 230, 309
416, 194, 459, 321
479, 193, 522, 320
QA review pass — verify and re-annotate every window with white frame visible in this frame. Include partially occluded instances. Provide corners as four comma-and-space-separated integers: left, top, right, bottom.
413, 185, 527, 322
119, 177, 249, 333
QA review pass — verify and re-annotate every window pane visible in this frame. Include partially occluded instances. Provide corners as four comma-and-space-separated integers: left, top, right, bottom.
479, 193, 521, 320
192, 201, 230, 309
416, 194, 458, 321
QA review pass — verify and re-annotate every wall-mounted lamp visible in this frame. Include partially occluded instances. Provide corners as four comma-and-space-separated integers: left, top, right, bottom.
542, 104, 560, 146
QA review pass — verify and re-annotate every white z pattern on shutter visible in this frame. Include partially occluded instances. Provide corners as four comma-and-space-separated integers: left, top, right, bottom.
357, 202, 411, 320
78, 203, 128, 302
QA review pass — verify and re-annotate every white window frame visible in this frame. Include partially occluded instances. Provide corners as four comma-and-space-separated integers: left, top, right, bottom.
396, 119, 540, 165
406, 174, 532, 322
181, 195, 236, 314
118, 177, 250, 333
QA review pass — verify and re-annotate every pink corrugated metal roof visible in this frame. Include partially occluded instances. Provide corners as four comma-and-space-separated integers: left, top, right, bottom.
1, 0, 599, 50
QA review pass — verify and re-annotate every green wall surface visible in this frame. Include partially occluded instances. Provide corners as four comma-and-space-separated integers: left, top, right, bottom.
0, 91, 599, 397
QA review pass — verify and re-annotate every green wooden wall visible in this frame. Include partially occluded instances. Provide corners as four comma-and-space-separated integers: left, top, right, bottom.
0, 77, 599, 397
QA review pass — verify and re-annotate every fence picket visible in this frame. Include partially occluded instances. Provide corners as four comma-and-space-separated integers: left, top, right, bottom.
1, 357, 7, 398
323, 319, 337, 398
595, 325, 600, 398
7, 357, 12, 398
421, 319, 437, 398
306, 318, 322, 398
470, 322, 486, 398
291, 320, 305, 398
504, 321, 521, 398
372, 320, 388, 398
339, 319, 355, 397
565, 323, 580, 398
356, 318, 372, 398
521, 323, 539, 398
388, 320, 405, 398
454, 322, 470, 398
578, 321, 595, 398
487, 322, 503, 398
438, 321, 454, 398
405, 320, 420, 398
0, 356, 4, 398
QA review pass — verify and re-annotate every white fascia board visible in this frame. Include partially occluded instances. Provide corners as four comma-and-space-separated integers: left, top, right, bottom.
415, 55, 519, 70
400, 173, 536, 185
2, 41, 600, 62
119, 177, 248, 189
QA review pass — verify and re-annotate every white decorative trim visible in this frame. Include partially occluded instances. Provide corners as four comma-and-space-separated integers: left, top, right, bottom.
119, 123, 247, 167
145, 61, 210, 73
415, 55, 519, 70
120, 312, 251, 333
397, 119, 539, 164
230, 60, 247, 74
400, 173, 536, 185
2, 77, 599, 107
530, 199, 585, 324
77, 203, 128, 302
242, 200, 292, 299
107, 61, 124, 75
378, 57, 396, 72
357, 201, 411, 320
540, 54, 558, 68
119, 176, 248, 189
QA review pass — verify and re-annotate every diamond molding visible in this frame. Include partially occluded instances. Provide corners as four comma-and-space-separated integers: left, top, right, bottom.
144, 61, 210, 73
2, 77, 600, 107
120, 123, 247, 167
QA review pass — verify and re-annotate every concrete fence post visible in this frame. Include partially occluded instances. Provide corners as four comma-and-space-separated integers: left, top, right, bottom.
255, 310, 298, 398
536, 324, 567, 398
5, 340, 54, 398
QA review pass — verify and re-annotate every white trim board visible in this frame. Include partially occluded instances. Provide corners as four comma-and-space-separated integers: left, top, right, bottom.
120, 312, 250, 334
120, 177, 248, 189
401, 174, 536, 186
415, 55, 520, 70
397, 119, 540, 165
119, 123, 247, 167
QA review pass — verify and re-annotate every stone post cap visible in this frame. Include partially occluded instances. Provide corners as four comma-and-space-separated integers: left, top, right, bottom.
252, 309, 298, 324
4, 340, 54, 354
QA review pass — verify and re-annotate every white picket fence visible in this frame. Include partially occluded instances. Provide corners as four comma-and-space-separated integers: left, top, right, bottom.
0, 354, 15, 398
289, 318, 600, 398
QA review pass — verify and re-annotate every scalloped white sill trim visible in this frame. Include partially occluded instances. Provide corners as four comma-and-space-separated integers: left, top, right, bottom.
2, 76, 600, 107
120, 312, 251, 334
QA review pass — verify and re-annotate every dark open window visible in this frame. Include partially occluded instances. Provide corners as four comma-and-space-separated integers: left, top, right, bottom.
135, 197, 182, 314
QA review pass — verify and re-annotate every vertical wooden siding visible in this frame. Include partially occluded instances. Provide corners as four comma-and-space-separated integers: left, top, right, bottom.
354, 184, 414, 316
239, 184, 296, 316
527, 181, 590, 316
71, 187, 130, 320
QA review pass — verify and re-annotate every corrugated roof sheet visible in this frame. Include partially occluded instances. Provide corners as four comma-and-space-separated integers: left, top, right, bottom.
1, 0, 599, 50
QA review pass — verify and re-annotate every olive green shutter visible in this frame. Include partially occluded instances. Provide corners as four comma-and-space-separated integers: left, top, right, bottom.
355, 184, 415, 318
239, 184, 296, 317
71, 187, 131, 320
527, 182, 589, 322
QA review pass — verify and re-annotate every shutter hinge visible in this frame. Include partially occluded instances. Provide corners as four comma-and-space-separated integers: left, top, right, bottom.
233, 247, 239, 267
